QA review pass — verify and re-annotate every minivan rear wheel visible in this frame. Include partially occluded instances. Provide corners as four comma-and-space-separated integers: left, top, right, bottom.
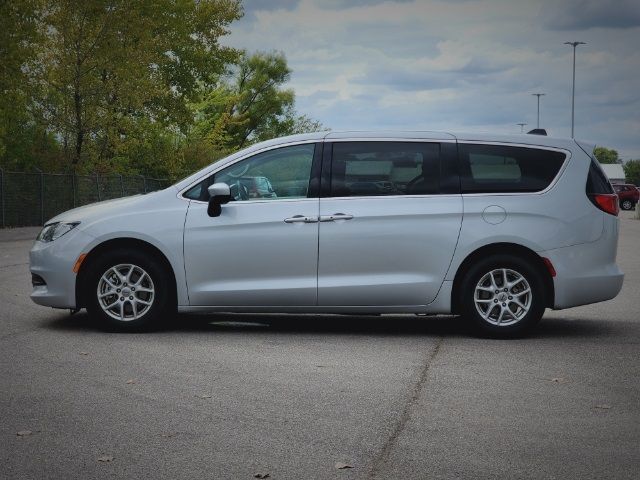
460, 254, 546, 338
85, 249, 175, 331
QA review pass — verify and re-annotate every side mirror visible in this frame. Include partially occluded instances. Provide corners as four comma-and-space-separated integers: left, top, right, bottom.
207, 182, 232, 217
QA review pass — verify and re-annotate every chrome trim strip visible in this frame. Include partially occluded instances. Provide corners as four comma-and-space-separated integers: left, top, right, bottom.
327, 137, 456, 143
188, 197, 319, 206
319, 194, 461, 201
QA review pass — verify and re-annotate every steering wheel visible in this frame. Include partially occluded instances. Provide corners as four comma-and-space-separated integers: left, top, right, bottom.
230, 181, 250, 201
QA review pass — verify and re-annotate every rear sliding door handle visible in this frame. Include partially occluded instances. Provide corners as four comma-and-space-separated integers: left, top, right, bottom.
284, 215, 318, 223
319, 213, 354, 222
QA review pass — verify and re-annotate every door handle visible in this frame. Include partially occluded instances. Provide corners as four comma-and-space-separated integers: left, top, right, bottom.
319, 213, 354, 222
284, 215, 318, 224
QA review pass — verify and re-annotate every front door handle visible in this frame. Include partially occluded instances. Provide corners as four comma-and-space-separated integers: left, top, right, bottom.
284, 215, 318, 224
319, 213, 354, 222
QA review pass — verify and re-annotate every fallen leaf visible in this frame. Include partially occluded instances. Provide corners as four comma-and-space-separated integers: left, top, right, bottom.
79, 351, 89, 356
549, 377, 567, 383
595, 404, 611, 410
125, 379, 136, 384
335, 462, 353, 470
16, 430, 32, 437
253, 474, 270, 479
195, 394, 212, 399
161, 433, 176, 438
97, 455, 114, 462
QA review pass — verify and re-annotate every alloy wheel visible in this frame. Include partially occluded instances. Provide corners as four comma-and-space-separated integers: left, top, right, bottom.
97, 264, 155, 321
474, 268, 532, 326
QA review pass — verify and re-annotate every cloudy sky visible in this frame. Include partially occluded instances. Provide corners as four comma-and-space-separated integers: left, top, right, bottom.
225, 0, 640, 160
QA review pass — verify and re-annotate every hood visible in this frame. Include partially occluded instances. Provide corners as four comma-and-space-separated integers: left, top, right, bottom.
46, 188, 172, 228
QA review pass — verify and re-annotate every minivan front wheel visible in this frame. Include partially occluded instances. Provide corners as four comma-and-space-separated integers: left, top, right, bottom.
460, 255, 546, 338
85, 249, 174, 331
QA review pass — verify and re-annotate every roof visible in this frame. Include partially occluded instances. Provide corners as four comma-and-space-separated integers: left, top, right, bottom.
600, 163, 626, 180
323, 130, 579, 150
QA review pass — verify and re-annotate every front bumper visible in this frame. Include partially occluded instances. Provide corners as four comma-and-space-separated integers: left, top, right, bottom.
29, 229, 95, 309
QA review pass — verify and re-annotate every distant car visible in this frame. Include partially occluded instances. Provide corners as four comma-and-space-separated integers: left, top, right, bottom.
612, 183, 639, 210
30, 131, 624, 338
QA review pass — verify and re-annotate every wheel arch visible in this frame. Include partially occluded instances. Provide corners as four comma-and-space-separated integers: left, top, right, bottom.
450, 242, 554, 314
76, 237, 177, 309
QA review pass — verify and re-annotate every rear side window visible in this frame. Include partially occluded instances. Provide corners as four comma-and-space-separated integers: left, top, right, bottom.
586, 158, 614, 194
459, 144, 566, 193
330, 142, 441, 197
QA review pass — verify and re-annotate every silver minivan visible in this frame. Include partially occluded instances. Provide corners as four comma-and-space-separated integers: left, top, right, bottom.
30, 131, 624, 337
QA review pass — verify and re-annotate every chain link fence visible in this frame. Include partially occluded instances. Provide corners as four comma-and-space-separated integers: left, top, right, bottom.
0, 169, 169, 227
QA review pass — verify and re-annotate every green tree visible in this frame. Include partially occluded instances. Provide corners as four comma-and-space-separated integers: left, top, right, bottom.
37, 0, 242, 169
594, 146, 621, 164
192, 51, 325, 152
0, 0, 50, 168
1, 3, 326, 181
623, 160, 640, 186
275, 106, 325, 137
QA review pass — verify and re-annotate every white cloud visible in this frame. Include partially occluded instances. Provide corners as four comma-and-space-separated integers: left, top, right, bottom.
227, 0, 640, 159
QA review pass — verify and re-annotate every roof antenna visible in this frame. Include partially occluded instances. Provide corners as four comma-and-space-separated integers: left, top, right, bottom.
527, 128, 547, 136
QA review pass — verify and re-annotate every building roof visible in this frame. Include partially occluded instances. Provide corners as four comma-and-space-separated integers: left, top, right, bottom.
600, 163, 626, 181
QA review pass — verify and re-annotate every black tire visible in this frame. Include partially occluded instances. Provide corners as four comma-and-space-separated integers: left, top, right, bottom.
84, 248, 176, 331
620, 199, 633, 211
459, 254, 546, 338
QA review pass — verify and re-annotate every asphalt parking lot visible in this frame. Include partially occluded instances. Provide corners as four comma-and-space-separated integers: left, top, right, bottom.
1, 212, 639, 480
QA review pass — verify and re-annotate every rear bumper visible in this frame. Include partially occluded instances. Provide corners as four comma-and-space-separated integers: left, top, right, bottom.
550, 261, 623, 309
541, 215, 623, 309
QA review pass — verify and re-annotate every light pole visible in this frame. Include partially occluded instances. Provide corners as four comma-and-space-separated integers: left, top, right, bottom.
532, 93, 545, 128
565, 41, 586, 138
517, 122, 527, 133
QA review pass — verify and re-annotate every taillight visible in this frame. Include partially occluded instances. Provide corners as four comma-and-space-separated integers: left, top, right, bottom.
590, 194, 619, 216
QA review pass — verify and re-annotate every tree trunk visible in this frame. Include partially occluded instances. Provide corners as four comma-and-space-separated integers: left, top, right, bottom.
72, 53, 83, 165
73, 88, 83, 165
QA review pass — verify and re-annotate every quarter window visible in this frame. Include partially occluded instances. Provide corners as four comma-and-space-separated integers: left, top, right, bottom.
459, 144, 566, 193
184, 144, 315, 201
330, 142, 441, 197
587, 158, 614, 195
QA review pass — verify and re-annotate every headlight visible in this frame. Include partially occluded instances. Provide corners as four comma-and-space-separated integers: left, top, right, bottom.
37, 222, 80, 242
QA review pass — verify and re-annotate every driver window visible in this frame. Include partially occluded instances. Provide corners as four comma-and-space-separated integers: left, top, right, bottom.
186, 144, 315, 202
